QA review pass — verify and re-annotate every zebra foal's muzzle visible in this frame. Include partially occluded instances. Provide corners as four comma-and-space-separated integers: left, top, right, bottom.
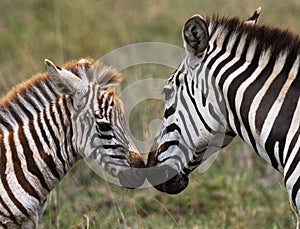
117, 150, 146, 189
146, 147, 189, 194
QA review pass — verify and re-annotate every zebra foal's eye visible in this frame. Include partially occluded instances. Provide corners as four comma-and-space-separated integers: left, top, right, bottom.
163, 85, 174, 101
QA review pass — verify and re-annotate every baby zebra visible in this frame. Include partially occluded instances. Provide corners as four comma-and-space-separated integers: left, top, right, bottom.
0, 58, 145, 228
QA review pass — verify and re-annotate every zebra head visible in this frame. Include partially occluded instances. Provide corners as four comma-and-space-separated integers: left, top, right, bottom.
45, 59, 145, 188
147, 10, 261, 194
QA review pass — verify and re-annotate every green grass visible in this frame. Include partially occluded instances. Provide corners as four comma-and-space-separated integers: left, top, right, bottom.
0, 0, 300, 228
40, 141, 295, 228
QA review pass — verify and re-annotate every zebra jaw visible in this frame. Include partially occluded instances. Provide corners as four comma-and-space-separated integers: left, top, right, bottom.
117, 150, 146, 188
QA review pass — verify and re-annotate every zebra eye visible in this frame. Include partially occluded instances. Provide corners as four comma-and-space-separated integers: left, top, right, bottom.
163, 86, 174, 101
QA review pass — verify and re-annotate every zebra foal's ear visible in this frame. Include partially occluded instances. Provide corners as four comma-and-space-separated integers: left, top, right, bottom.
183, 15, 209, 58
45, 59, 87, 95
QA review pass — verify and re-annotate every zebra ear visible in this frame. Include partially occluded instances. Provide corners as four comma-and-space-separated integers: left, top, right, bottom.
45, 59, 87, 95
183, 15, 209, 58
243, 7, 261, 25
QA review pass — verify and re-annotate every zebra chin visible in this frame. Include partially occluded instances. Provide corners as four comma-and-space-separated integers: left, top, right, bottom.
118, 167, 146, 189
146, 165, 189, 194
117, 150, 146, 189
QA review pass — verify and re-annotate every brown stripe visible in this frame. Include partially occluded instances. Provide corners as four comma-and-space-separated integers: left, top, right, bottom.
18, 127, 51, 191
8, 132, 40, 201
62, 97, 77, 161
16, 88, 61, 182
14, 98, 33, 120
6, 104, 23, 126
44, 79, 59, 98
39, 110, 51, 148
28, 119, 61, 180
0, 134, 29, 217
60, 98, 71, 165
13, 99, 51, 191
7, 89, 53, 193
37, 81, 54, 102
53, 100, 67, 173
0, 185, 16, 222
0, 197, 13, 219
0, 115, 13, 132
37, 84, 58, 150
48, 102, 67, 174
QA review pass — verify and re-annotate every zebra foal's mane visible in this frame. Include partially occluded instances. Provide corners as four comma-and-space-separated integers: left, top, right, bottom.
0, 58, 122, 108
0, 58, 122, 132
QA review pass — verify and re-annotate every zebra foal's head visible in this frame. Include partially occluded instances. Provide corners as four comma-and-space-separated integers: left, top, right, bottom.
45, 58, 145, 188
146, 9, 261, 193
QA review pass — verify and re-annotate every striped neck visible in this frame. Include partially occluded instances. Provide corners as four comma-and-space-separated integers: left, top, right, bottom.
204, 16, 300, 172
0, 74, 78, 203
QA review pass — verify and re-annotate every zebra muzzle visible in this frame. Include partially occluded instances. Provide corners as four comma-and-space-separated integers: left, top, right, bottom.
117, 150, 146, 188
146, 164, 189, 194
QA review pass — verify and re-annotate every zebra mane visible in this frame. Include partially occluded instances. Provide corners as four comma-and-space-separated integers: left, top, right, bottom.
0, 58, 122, 112
87, 60, 121, 87
207, 15, 300, 61
60, 58, 122, 86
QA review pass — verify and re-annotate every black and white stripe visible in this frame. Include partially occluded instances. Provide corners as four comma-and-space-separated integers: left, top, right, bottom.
147, 9, 300, 214
0, 58, 144, 228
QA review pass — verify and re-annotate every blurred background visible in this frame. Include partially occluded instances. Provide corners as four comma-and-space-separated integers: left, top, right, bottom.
1, 0, 300, 228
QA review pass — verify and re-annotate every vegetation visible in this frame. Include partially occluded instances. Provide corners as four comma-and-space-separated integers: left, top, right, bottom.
0, 0, 300, 228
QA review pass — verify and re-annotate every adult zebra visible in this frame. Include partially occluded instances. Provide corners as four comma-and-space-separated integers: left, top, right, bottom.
0, 58, 145, 228
147, 9, 300, 214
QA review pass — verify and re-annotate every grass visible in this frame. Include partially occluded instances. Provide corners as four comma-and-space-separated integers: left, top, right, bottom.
40, 141, 295, 228
0, 0, 300, 228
